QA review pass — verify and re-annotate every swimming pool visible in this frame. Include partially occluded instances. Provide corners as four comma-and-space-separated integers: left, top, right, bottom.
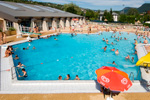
12, 32, 147, 80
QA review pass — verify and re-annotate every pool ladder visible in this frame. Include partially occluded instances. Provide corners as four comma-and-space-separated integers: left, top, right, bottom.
129, 70, 140, 82
129, 72, 134, 82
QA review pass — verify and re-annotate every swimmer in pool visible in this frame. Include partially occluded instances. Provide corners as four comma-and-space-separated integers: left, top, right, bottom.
19, 69, 27, 78
54, 38, 58, 40
58, 75, 62, 80
107, 61, 118, 66
71, 33, 74, 37
139, 41, 142, 44
111, 42, 116, 45
115, 49, 119, 55
143, 38, 148, 44
33, 46, 36, 49
124, 37, 127, 40
16, 62, 26, 68
102, 46, 107, 51
111, 48, 115, 51
102, 38, 105, 41
65, 74, 70, 80
120, 37, 122, 40
74, 75, 80, 80
125, 55, 130, 60
14, 55, 19, 60
134, 39, 138, 45
131, 57, 134, 63
106, 38, 109, 43
134, 50, 137, 54
23, 47, 29, 50
112, 61, 118, 66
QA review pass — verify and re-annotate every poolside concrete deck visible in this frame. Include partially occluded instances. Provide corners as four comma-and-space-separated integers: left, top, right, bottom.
0, 39, 149, 94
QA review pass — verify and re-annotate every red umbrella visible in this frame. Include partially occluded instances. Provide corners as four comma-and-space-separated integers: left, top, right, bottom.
72, 18, 79, 21
96, 66, 132, 92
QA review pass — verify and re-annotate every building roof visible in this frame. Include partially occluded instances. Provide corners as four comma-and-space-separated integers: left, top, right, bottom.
0, 1, 82, 22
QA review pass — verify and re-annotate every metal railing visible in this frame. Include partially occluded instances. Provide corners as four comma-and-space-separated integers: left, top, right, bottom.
129, 72, 134, 82
11, 66, 16, 79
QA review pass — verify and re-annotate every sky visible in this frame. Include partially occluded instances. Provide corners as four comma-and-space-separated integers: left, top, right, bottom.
33, 0, 150, 11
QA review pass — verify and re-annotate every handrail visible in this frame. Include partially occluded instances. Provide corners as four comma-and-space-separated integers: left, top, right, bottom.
129, 72, 134, 82
136, 70, 140, 80
11, 66, 15, 79
11, 66, 21, 80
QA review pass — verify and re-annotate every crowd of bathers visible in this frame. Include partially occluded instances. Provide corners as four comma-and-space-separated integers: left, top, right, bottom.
100, 31, 147, 65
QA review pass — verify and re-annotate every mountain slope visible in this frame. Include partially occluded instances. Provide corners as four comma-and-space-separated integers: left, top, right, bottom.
121, 3, 150, 14
138, 3, 150, 13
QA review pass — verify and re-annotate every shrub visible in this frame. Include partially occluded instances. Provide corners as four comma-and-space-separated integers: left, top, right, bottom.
0, 28, 2, 32
143, 23, 150, 27
9, 27, 16, 31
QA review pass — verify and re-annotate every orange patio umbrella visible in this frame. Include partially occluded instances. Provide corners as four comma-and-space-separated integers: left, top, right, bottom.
96, 66, 132, 92
72, 18, 79, 21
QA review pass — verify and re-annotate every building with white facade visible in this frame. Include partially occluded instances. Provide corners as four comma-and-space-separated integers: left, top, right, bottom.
0, 1, 84, 37
99, 11, 119, 22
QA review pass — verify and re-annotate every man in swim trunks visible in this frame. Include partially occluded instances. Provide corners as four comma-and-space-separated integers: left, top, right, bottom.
102, 46, 107, 51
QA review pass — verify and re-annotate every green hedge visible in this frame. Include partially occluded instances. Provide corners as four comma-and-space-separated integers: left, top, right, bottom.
0, 28, 2, 32
8, 27, 16, 31
143, 23, 150, 27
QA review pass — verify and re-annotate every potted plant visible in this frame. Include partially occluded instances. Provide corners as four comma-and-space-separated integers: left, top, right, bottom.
9, 27, 16, 35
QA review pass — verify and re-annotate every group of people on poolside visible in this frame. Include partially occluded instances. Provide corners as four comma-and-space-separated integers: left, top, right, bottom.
58, 74, 80, 80
4, 46, 13, 57
4, 46, 28, 78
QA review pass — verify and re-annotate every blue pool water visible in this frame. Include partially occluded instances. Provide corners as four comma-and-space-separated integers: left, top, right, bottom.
12, 32, 148, 80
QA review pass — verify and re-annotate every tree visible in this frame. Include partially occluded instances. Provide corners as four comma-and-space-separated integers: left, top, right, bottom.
63, 3, 82, 15
85, 10, 94, 20
119, 14, 127, 23
127, 8, 139, 16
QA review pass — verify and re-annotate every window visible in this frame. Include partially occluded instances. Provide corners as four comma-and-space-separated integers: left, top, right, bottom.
17, 3, 44, 12
34, 5, 56, 13
6, 20, 13, 30
0, 2, 24, 11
